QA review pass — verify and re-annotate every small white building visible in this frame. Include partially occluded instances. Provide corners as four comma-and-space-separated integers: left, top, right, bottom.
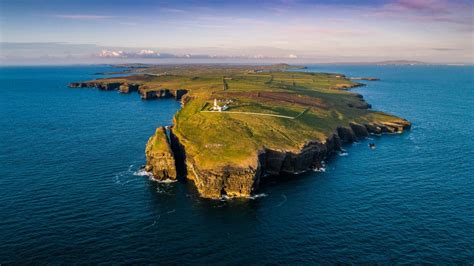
210, 99, 228, 112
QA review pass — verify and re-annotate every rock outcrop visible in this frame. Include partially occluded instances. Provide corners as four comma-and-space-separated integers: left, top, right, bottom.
69, 81, 122, 90
186, 162, 261, 198
139, 88, 172, 99
350, 77, 380, 81
350, 122, 369, 139
119, 83, 140, 93
69, 81, 97, 88
138, 88, 189, 100
334, 82, 365, 89
145, 127, 177, 181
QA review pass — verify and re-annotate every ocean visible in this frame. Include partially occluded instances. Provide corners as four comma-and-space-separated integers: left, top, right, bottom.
0, 65, 473, 264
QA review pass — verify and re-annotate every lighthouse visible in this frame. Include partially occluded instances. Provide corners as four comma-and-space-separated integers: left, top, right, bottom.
210, 99, 228, 112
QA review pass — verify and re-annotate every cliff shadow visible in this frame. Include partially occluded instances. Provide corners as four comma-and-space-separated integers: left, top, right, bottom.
168, 128, 188, 182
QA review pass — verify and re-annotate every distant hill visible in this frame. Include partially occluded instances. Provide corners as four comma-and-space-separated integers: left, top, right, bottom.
373, 60, 428, 65
324, 60, 429, 66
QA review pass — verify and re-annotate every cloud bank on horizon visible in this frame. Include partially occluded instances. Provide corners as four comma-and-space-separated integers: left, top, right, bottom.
0, 0, 472, 64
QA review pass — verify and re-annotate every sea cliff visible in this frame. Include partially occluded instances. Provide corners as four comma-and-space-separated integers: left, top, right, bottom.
161, 120, 410, 198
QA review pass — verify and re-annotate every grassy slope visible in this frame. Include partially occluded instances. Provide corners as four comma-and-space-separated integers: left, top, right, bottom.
90, 65, 406, 169
147, 127, 170, 155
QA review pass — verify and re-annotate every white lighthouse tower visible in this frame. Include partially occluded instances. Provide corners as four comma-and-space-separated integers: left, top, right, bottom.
210, 99, 228, 112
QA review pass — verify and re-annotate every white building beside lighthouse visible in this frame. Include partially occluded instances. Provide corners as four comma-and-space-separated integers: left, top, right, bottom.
210, 99, 228, 112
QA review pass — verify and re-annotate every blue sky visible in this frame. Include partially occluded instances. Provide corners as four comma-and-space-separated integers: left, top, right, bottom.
1, 0, 472, 64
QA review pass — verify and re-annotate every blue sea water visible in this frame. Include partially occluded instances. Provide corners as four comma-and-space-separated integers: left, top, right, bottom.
0, 65, 473, 264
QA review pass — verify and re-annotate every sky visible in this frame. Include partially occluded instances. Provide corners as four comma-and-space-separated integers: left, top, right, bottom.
0, 0, 473, 64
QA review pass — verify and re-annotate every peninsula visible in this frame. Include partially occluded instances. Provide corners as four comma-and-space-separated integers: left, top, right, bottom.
70, 64, 411, 199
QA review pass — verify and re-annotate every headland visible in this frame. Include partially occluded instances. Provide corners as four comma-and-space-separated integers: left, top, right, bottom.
70, 64, 410, 199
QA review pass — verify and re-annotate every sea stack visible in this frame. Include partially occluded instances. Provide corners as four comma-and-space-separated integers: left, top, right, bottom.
145, 127, 177, 181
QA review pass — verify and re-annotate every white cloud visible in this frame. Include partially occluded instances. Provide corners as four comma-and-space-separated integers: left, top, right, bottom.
97, 49, 165, 58
137, 49, 160, 56
98, 50, 126, 58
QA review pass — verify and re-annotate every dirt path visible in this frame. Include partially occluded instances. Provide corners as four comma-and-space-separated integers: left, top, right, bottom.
201, 110, 298, 119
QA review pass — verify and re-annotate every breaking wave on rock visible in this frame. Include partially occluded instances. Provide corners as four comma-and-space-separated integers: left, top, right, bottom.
219, 193, 268, 201
133, 168, 153, 177
153, 178, 178, 184
134, 168, 177, 183
312, 167, 326, 172
248, 193, 268, 200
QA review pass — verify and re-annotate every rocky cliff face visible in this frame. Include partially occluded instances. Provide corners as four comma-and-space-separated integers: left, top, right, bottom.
138, 88, 172, 99
145, 127, 177, 181
138, 88, 189, 100
70, 81, 127, 91
119, 83, 140, 93
167, 127, 262, 198
186, 161, 261, 198
164, 119, 411, 199
69, 82, 187, 100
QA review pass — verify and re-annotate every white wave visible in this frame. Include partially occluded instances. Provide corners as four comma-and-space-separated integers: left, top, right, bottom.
133, 169, 153, 177
134, 168, 178, 183
248, 193, 268, 200
113, 164, 138, 185
152, 178, 178, 184
313, 167, 326, 172
219, 193, 268, 201
339, 152, 349, 157
292, 170, 307, 174
220, 195, 231, 201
